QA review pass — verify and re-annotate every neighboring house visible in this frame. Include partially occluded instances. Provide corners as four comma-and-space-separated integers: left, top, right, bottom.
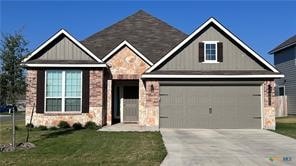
270, 35, 296, 115
22, 10, 283, 129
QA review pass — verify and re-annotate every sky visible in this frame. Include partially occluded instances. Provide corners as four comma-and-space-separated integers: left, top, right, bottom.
1, 1, 296, 64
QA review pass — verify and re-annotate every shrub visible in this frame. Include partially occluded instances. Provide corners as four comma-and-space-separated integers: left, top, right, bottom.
38, 125, 48, 130
49, 126, 58, 130
84, 121, 99, 130
26, 123, 34, 128
72, 122, 83, 130
58, 121, 70, 129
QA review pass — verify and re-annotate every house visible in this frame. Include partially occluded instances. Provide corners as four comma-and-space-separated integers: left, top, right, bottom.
270, 35, 296, 115
22, 10, 283, 129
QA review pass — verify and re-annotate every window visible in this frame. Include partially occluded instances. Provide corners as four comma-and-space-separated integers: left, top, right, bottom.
278, 86, 285, 96
204, 42, 217, 62
45, 70, 82, 112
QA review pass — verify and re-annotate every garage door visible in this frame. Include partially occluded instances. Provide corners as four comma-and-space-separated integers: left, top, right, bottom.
159, 84, 261, 129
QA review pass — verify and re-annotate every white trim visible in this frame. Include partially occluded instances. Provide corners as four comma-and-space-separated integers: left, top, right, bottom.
260, 84, 263, 129
102, 40, 153, 66
146, 17, 280, 73
141, 74, 285, 79
44, 70, 83, 113
204, 41, 218, 63
120, 87, 123, 123
22, 29, 103, 63
278, 85, 285, 96
61, 71, 66, 112
23, 64, 107, 67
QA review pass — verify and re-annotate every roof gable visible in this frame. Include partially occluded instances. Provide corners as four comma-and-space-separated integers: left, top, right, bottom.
146, 18, 280, 73
22, 29, 104, 65
102, 41, 153, 66
81, 10, 187, 63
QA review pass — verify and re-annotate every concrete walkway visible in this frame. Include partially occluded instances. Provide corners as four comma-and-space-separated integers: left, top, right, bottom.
99, 123, 159, 132
161, 129, 296, 166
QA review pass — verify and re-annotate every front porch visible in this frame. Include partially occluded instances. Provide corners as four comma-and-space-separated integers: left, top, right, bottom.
99, 123, 159, 132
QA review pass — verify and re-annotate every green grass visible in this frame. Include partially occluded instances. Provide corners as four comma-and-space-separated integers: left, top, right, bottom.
0, 120, 167, 166
275, 116, 296, 139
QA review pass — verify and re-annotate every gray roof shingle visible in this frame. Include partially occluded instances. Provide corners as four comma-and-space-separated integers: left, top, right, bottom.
81, 10, 188, 64
270, 34, 296, 54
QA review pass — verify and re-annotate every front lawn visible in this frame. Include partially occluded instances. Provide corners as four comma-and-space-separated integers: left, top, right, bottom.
0, 120, 167, 165
275, 115, 296, 139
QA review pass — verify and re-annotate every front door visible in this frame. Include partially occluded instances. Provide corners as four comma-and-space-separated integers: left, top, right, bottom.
122, 86, 139, 122
113, 85, 139, 123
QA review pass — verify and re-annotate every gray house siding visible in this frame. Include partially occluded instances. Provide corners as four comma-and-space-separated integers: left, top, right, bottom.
30, 36, 96, 62
159, 26, 267, 71
275, 46, 296, 114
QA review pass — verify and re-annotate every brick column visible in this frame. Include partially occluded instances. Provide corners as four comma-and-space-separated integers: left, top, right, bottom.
144, 81, 160, 127
263, 81, 276, 130
25, 70, 37, 125
106, 79, 112, 125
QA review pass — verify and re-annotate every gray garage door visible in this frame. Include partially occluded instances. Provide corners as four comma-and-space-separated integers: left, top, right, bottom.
160, 84, 261, 129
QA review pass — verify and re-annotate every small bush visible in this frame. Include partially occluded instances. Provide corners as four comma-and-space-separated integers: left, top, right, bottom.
15, 126, 19, 130
26, 123, 34, 128
49, 126, 58, 130
58, 121, 70, 129
38, 125, 48, 130
72, 122, 83, 130
84, 121, 98, 130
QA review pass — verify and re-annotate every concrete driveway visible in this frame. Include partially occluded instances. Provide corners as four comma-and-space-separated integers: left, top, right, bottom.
161, 129, 296, 166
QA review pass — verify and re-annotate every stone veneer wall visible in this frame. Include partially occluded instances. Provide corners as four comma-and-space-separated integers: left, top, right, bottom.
142, 80, 159, 126
25, 69, 104, 127
263, 80, 276, 130
105, 46, 150, 125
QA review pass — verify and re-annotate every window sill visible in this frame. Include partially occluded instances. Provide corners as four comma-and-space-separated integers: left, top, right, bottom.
202, 61, 220, 64
44, 112, 83, 116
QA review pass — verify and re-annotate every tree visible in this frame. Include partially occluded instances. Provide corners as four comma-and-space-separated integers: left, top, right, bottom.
0, 31, 28, 105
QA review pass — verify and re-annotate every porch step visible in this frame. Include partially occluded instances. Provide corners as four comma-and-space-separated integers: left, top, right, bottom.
98, 123, 159, 132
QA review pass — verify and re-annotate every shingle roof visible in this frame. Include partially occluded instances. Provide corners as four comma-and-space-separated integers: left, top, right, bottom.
81, 10, 188, 64
269, 34, 296, 54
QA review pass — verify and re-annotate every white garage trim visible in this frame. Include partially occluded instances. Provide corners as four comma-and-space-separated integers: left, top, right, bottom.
142, 74, 284, 79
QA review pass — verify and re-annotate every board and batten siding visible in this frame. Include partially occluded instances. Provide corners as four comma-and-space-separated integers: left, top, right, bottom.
275, 46, 296, 114
36, 36, 95, 61
159, 26, 267, 71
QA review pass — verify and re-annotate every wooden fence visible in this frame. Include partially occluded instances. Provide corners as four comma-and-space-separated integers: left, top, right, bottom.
275, 96, 288, 117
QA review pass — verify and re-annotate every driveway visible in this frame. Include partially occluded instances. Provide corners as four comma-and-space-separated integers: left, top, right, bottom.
161, 129, 296, 166
0, 112, 25, 122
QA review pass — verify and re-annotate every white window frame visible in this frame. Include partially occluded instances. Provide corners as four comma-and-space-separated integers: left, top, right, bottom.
203, 41, 219, 63
44, 70, 83, 113
278, 85, 285, 96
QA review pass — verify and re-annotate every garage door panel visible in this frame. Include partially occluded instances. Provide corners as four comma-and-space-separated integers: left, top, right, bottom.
160, 84, 261, 129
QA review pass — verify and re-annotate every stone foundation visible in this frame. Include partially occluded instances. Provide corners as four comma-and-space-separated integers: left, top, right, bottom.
25, 107, 103, 127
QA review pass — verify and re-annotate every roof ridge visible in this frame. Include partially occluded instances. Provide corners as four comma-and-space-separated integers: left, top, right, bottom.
81, 10, 187, 42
